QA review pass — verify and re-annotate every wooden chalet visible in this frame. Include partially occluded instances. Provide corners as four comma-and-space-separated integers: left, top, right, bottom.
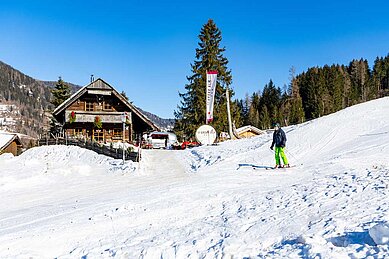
53, 78, 159, 143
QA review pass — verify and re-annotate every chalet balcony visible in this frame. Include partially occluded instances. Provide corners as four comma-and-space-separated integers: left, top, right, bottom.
65, 110, 131, 124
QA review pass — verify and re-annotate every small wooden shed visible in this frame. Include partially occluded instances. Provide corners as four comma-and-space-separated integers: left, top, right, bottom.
0, 133, 23, 156
236, 125, 265, 139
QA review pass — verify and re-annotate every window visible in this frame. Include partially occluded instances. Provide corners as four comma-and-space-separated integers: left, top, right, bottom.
103, 102, 112, 111
94, 130, 104, 142
112, 128, 122, 139
86, 102, 94, 111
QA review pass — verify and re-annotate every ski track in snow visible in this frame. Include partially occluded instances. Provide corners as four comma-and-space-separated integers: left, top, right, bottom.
0, 97, 389, 258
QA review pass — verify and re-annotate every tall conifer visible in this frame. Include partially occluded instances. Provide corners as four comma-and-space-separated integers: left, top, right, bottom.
50, 77, 71, 108
286, 67, 305, 124
174, 19, 236, 140
247, 92, 260, 127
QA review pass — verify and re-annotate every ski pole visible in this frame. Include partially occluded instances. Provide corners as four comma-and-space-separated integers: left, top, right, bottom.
285, 148, 300, 164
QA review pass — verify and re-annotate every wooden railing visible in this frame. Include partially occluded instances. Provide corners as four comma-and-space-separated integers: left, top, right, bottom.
37, 137, 140, 162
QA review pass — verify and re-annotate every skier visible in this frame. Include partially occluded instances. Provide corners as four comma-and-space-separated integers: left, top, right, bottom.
270, 123, 290, 168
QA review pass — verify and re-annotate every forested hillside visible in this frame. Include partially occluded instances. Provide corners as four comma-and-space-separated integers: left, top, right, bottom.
41, 80, 82, 94
0, 61, 52, 137
137, 108, 174, 131
238, 54, 389, 129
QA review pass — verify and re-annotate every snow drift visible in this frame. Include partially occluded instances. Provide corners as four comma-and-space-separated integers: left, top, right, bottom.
1, 97, 389, 258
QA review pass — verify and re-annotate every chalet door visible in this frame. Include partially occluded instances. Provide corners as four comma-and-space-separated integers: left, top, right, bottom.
86, 129, 92, 140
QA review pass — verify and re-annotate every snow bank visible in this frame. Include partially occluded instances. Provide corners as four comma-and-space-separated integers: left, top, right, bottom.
369, 223, 389, 245
181, 97, 389, 175
0, 145, 137, 188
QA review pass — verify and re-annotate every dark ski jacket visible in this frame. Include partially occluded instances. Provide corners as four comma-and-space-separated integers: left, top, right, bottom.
271, 128, 287, 148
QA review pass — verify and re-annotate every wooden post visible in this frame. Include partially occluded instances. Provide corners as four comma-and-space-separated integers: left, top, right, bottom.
226, 87, 233, 140
130, 123, 133, 142
122, 119, 125, 164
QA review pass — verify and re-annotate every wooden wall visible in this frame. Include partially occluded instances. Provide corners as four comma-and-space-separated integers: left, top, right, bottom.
3, 141, 19, 156
67, 94, 128, 112
238, 131, 259, 139
66, 125, 131, 142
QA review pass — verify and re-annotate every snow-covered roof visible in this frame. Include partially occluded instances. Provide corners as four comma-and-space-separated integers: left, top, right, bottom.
236, 125, 264, 135
0, 132, 20, 150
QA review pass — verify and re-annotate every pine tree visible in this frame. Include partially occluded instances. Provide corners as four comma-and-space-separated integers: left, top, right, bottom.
285, 67, 305, 124
231, 99, 243, 128
348, 59, 370, 104
340, 65, 352, 108
50, 77, 71, 108
174, 19, 236, 139
259, 105, 271, 129
260, 80, 282, 123
247, 92, 260, 127
299, 68, 323, 119
121, 91, 129, 101
240, 93, 251, 125
329, 65, 344, 112
372, 55, 389, 98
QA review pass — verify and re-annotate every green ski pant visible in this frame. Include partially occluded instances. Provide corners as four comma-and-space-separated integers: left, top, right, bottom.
275, 147, 289, 166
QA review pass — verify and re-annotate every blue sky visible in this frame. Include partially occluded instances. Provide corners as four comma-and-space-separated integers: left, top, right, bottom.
1, 0, 388, 118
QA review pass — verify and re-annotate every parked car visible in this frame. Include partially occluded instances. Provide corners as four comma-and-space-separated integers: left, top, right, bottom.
148, 132, 177, 149
180, 140, 200, 149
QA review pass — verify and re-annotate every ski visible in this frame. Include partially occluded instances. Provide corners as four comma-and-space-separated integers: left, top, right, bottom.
252, 165, 275, 170
263, 165, 298, 170
237, 164, 274, 170
237, 164, 300, 171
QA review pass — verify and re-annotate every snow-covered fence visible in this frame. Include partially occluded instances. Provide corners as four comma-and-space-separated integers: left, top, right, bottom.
37, 137, 139, 162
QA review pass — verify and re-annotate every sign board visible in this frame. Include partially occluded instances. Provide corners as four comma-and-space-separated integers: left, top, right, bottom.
195, 125, 217, 145
87, 90, 112, 95
206, 71, 218, 124
65, 110, 124, 123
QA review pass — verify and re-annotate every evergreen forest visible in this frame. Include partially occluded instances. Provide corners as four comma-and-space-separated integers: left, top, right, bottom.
174, 18, 389, 140
238, 56, 389, 129
0, 61, 52, 136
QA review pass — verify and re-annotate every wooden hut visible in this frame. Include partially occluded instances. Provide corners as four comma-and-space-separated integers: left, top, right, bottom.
0, 133, 22, 156
52, 78, 159, 143
236, 125, 265, 138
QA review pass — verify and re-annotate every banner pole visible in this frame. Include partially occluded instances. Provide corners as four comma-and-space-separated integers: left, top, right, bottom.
123, 119, 125, 165
205, 70, 208, 125
226, 86, 233, 139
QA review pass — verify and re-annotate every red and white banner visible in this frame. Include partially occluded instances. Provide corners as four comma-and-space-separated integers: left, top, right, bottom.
206, 70, 218, 124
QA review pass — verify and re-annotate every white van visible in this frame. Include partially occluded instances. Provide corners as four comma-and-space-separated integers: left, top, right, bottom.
148, 132, 177, 149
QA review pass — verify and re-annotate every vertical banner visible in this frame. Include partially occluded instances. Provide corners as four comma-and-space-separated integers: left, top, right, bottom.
206, 70, 218, 124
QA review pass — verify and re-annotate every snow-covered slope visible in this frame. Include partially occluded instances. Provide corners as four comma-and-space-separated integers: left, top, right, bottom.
1, 97, 389, 258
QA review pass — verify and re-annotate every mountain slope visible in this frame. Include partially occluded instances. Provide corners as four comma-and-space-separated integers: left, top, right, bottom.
0, 61, 53, 137
137, 107, 175, 131
0, 97, 388, 258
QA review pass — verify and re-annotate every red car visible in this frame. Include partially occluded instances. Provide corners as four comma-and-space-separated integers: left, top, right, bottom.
180, 141, 200, 149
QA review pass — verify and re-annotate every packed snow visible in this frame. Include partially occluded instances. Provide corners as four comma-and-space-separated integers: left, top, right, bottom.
1, 97, 389, 258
